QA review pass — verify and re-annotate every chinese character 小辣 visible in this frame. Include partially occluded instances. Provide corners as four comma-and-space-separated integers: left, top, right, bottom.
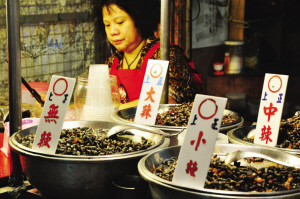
190, 131, 206, 151
186, 160, 198, 177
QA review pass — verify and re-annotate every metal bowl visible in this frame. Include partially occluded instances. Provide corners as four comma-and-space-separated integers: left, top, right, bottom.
138, 144, 300, 199
227, 125, 300, 155
10, 120, 168, 158
9, 121, 169, 199
112, 105, 244, 133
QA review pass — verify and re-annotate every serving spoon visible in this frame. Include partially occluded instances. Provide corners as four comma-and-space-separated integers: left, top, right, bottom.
106, 124, 184, 139
224, 150, 300, 168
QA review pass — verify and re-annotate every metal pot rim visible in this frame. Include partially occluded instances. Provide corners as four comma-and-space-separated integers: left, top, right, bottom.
9, 120, 169, 159
140, 170, 300, 198
227, 126, 300, 154
112, 105, 244, 132
138, 144, 300, 196
9, 133, 170, 162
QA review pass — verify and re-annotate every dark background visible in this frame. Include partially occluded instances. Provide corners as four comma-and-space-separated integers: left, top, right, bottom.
192, 0, 300, 119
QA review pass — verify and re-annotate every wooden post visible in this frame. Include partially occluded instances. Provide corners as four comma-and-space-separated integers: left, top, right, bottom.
228, 0, 245, 40
185, 0, 191, 58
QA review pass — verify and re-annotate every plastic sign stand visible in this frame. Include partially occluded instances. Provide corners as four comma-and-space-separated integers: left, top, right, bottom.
254, 73, 289, 147
134, 59, 169, 125
32, 75, 76, 154
172, 94, 227, 190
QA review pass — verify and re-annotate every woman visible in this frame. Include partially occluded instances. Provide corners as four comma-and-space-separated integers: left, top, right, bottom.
94, 0, 202, 104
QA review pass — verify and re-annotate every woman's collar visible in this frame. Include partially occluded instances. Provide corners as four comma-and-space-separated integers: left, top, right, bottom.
114, 36, 159, 59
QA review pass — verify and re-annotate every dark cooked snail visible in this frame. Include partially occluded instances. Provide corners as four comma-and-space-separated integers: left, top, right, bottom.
152, 155, 300, 192
19, 126, 154, 156
243, 112, 300, 149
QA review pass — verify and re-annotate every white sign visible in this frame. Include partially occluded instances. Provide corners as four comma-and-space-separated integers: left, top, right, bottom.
134, 59, 169, 125
172, 94, 227, 189
254, 73, 289, 147
32, 75, 76, 154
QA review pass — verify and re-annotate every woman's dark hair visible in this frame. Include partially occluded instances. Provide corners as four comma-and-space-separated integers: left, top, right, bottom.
92, 0, 160, 39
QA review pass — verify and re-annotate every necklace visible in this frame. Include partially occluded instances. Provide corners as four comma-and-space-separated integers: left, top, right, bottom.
124, 46, 143, 69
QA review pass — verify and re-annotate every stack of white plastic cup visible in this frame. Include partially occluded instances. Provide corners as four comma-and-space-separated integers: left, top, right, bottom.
83, 64, 114, 121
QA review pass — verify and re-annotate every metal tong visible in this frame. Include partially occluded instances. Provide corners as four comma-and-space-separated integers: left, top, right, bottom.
21, 77, 44, 107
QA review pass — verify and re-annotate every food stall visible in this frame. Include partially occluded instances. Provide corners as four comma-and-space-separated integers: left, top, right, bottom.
1, 0, 300, 199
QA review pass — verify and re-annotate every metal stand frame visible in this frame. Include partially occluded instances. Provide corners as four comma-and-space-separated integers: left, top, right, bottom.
7, 0, 23, 187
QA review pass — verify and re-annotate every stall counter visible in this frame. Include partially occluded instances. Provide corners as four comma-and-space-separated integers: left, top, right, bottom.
0, 132, 10, 180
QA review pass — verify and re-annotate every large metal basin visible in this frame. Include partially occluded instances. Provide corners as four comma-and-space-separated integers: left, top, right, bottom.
227, 125, 300, 154
112, 105, 243, 146
11, 121, 168, 158
9, 121, 169, 199
112, 105, 244, 133
138, 144, 300, 199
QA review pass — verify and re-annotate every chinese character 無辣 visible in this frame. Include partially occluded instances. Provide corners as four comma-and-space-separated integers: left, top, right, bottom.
37, 131, 52, 148
44, 104, 59, 124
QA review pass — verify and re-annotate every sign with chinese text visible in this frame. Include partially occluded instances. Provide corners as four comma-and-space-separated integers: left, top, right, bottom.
134, 59, 169, 125
172, 94, 227, 190
32, 75, 76, 154
254, 73, 289, 147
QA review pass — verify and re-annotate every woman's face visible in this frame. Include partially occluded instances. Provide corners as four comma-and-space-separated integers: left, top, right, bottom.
103, 4, 142, 53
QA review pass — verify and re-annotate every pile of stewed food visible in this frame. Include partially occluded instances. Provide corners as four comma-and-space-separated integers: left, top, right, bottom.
243, 112, 300, 149
127, 102, 238, 126
18, 126, 154, 156
155, 102, 238, 126
153, 155, 300, 192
